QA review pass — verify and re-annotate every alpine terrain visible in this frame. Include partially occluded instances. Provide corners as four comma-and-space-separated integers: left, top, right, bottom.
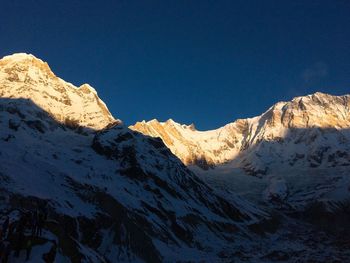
0, 53, 349, 262
132, 92, 350, 260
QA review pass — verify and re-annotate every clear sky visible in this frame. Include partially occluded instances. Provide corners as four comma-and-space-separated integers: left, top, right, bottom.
0, 1, 349, 130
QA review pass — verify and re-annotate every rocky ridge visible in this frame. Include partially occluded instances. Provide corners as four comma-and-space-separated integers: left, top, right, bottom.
131, 92, 350, 172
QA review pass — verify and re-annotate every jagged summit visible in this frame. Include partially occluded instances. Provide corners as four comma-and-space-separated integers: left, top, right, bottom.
0, 53, 55, 78
0, 53, 116, 129
0, 53, 42, 63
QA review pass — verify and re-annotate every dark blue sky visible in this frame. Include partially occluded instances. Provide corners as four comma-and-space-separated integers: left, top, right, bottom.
1, 1, 349, 130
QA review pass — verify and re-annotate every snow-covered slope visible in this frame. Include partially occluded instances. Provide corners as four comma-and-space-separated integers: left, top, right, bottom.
132, 92, 350, 248
0, 53, 115, 130
131, 92, 350, 172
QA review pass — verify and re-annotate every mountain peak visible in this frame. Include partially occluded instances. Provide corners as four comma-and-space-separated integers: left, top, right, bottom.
0, 53, 115, 130
0, 53, 50, 68
313, 91, 328, 96
79, 83, 98, 94
1, 52, 37, 61
0, 53, 55, 79
291, 91, 346, 104
165, 118, 176, 125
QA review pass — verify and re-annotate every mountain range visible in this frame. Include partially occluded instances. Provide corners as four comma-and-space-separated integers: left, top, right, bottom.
0, 53, 349, 262
131, 92, 350, 172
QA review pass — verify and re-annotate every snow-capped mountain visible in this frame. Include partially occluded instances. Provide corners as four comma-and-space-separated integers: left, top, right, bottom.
0, 53, 349, 262
131, 92, 350, 173
0, 53, 115, 130
132, 92, 350, 249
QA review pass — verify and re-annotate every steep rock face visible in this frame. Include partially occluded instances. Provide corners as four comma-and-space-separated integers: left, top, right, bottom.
0, 53, 115, 130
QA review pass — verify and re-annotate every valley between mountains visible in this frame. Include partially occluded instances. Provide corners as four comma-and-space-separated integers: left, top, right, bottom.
0, 53, 349, 262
